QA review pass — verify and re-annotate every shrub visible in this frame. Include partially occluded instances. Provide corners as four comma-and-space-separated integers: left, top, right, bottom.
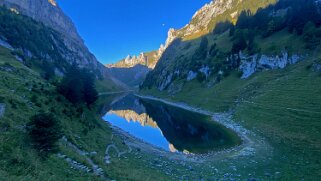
197, 73, 206, 83
35, 102, 42, 108
41, 62, 55, 80
231, 30, 247, 54
9, 99, 17, 109
303, 22, 321, 49
27, 113, 62, 157
213, 21, 233, 35
58, 65, 98, 106
0, 96, 4, 102
30, 95, 38, 103
192, 37, 208, 61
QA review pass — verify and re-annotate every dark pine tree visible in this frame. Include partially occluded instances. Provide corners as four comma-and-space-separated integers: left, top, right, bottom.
81, 69, 98, 106
27, 113, 62, 157
58, 64, 83, 104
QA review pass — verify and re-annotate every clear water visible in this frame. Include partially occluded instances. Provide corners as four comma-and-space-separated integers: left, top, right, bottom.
102, 94, 241, 154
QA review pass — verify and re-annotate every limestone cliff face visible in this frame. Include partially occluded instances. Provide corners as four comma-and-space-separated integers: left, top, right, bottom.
109, 53, 149, 68
238, 52, 301, 79
0, 0, 104, 72
164, 0, 236, 48
110, 47, 164, 69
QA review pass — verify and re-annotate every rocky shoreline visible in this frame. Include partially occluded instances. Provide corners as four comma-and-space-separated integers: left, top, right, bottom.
104, 93, 272, 162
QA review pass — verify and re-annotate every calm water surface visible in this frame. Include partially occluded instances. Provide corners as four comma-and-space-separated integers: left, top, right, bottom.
102, 94, 241, 154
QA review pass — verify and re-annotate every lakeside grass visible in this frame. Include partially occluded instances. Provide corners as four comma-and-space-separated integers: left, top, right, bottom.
140, 54, 321, 179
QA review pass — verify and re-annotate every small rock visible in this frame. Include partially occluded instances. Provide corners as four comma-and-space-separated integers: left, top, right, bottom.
90, 151, 97, 155
0, 103, 6, 118
264, 171, 272, 177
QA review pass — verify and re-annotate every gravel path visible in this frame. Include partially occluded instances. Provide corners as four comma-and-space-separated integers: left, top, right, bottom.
60, 136, 105, 177
105, 134, 132, 164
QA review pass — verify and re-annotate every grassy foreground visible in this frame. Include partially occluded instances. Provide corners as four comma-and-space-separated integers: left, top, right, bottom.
0, 46, 171, 180
140, 53, 321, 179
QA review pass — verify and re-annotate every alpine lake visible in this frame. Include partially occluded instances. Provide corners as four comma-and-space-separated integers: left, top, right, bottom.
102, 94, 242, 154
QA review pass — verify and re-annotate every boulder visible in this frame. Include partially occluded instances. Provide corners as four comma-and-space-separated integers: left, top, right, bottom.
187, 71, 197, 81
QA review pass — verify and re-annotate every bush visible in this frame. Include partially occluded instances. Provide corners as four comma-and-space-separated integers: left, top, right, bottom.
9, 99, 17, 109
213, 21, 234, 35
197, 73, 206, 83
30, 95, 38, 103
193, 37, 208, 61
58, 64, 98, 106
231, 30, 247, 54
303, 22, 321, 49
27, 113, 62, 157
0, 96, 4, 102
209, 43, 218, 57
41, 62, 55, 80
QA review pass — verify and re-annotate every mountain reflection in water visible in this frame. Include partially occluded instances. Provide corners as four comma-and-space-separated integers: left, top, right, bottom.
102, 94, 241, 154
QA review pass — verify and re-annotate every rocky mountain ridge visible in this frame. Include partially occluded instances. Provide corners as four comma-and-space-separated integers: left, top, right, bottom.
164, 0, 236, 48
0, 0, 107, 75
163, 0, 277, 48
109, 46, 165, 69
114, 0, 276, 70
141, 0, 320, 93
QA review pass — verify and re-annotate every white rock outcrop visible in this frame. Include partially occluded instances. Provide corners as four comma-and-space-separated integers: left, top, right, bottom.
199, 66, 211, 79
187, 71, 197, 81
239, 52, 302, 79
0, 39, 13, 50
158, 73, 173, 91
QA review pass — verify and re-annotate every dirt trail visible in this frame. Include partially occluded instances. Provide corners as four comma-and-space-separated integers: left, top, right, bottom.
60, 136, 105, 177
104, 134, 132, 164
99, 90, 135, 96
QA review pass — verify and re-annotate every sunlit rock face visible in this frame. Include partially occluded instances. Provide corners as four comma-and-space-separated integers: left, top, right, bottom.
168, 144, 177, 153
163, 0, 236, 48
48, 0, 56, 6
114, 1, 239, 69
109, 110, 158, 128
143, 0, 240, 68
110, 49, 164, 69
110, 53, 148, 68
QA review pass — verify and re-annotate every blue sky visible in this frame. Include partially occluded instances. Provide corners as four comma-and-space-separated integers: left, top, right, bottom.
57, 0, 210, 64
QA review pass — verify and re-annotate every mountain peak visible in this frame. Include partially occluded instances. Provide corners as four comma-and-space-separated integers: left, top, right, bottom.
48, 0, 57, 6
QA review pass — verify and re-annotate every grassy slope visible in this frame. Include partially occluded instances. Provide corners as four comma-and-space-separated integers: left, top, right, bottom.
140, 32, 321, 179
0, 46, 171, 180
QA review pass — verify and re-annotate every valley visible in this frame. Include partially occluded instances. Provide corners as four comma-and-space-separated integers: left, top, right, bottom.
0, 0, 320, 180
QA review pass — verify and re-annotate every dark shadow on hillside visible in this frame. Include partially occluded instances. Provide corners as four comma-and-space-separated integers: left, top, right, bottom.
141, 0, 321, 91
